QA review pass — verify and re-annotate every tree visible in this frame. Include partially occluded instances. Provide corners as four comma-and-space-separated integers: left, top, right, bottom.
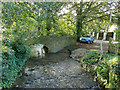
71, 1, 116, 41
32, 2, 66, 35
115, 1, 120, 41
2, 2, 35, 28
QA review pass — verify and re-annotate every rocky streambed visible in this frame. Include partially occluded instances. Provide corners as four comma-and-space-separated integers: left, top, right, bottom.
12, 46, 101, 88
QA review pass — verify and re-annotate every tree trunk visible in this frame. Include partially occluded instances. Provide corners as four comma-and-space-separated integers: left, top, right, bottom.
117, 8, 120, 41
117, 2, 120, 87
99, 9, 112, 62
46, 22, 51, 35
76, 1, 83, 41
46, 23, 51, 31
46, 9, 52, 35
76, 18, 82, 41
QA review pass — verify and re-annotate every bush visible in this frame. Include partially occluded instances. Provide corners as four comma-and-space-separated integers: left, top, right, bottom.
80, 51, 119, 88
2, 39, 31, 88
81, 51, 101, 72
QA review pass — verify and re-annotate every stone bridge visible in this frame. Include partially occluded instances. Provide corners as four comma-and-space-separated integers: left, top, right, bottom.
27, 36, 77, 53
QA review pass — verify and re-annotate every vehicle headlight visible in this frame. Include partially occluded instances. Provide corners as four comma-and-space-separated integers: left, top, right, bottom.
80, 38, 82, 40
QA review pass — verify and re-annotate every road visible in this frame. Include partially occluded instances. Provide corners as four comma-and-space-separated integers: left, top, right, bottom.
69, 40, 109, 53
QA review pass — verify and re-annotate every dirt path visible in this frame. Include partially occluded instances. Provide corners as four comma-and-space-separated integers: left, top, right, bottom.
12, 40, 108, 88
77, 40, 109, 52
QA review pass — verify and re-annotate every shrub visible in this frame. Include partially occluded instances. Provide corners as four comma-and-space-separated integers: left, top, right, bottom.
2, 39, 31, 88
80, 51, 119, 88
81, 51, 101, 72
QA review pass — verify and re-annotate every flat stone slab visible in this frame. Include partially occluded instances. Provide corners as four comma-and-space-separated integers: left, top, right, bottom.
70, 48, 89, 61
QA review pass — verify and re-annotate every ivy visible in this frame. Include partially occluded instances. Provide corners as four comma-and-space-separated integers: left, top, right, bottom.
2, 38, 31, 88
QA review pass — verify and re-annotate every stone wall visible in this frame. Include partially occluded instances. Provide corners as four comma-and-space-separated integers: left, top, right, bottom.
27, 36, 77, 53
108, 37, 120, 55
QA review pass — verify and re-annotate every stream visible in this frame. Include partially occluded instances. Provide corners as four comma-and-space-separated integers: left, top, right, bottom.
12, 45, 101, 88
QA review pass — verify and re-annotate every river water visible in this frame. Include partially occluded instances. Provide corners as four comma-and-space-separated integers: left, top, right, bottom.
12, 45, 101, 88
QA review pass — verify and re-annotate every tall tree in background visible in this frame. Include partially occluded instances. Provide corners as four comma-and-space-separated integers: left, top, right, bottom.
2, 2, 35, 28
33, 2, 66, 35
2, 2, 118, 37
72, 1, 115, 41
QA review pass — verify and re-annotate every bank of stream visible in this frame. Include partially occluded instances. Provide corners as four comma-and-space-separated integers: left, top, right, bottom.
12, 45, 101, 88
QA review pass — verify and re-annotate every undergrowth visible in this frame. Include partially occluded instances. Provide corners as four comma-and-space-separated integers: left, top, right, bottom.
1, 30, 31, 88
81, 51, 120, 88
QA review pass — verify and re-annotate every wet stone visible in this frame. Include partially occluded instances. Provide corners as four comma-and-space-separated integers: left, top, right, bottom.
13, 48, 101, 88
